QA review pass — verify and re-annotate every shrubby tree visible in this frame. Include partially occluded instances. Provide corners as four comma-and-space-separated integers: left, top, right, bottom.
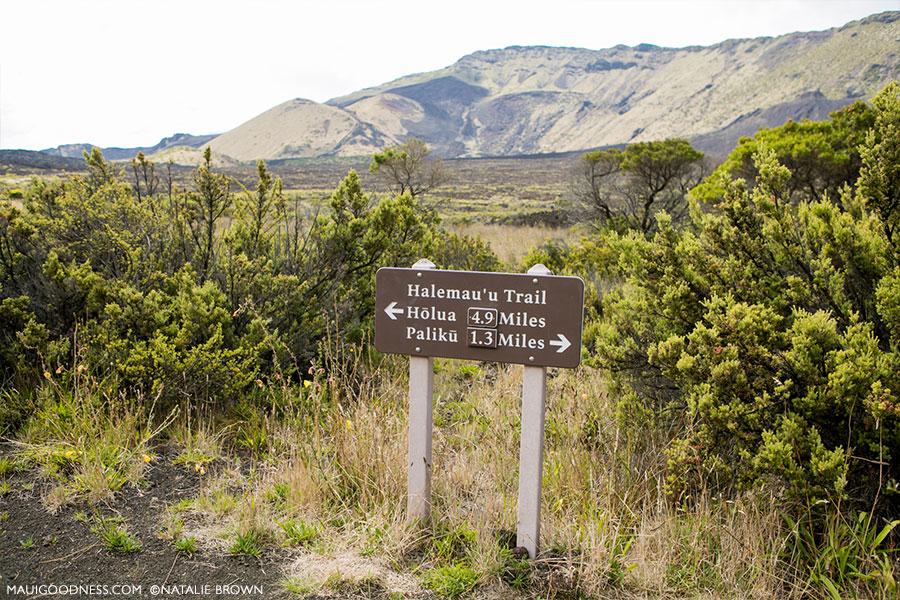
427, 231, 503, 272
569, 148, 622, 228
84, 146, 119, 191
229, 159, 284, 259
567, 139, 707, 233
694, 100, 877, 205
858, 82, 900, 247
369, 137, 450, 200
131, 151, 159, 208
621, 138, 708, 232
303, 170, 433, 342
188, 147, 233, 279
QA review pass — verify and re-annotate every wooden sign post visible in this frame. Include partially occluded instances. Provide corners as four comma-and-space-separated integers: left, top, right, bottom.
517, 264, 551, 558
406, 259, 435, 524
375, 261, 584, 557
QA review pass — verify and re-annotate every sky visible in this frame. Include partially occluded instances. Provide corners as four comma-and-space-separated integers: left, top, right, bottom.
1, 0, 897, 151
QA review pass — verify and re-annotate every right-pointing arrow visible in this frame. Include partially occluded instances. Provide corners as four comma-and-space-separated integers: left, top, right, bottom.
384, 301, 404, 320
549, 333, 570, 353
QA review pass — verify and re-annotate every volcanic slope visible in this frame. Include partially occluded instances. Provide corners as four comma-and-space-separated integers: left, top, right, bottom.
56, 11, 897, 163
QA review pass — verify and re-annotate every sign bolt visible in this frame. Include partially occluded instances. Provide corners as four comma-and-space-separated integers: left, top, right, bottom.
529, 356, 535, 362
415, 347, 421, 353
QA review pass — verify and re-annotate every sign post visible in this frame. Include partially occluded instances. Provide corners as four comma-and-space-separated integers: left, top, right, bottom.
516, 264, 551, 558
407, 259, 435, 524
375, 261, 584, 556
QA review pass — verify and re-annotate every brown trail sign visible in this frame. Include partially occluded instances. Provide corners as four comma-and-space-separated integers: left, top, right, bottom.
375, 266, 584, 368
376, 260, 584, 560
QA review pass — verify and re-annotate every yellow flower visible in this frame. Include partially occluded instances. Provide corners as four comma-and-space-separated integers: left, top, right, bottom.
199, 466, 206, 475
43, 372, 51, 380
141, 454, 152, 464
256, 379, 264, 388
345, 420, 353, 430
303, 380, 311, 388
64, 450, 77, 460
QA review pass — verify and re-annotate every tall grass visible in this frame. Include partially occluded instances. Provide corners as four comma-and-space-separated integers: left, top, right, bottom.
6, 326, 892, 598
12, 361, 174, 508
165, 348, 796, 598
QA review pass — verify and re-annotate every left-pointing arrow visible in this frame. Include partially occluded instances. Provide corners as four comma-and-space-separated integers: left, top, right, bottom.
384, 301, 404, 320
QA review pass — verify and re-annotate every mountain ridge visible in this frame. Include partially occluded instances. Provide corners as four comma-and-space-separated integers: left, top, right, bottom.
43, 133, 217, 161
208, 10, 900, 161
41, 11, 900, 163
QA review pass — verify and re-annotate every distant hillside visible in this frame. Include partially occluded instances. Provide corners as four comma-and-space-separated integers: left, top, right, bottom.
205, 11, 898, 161
208, 99, 395, 162
42, 133, 217, 162
40, 11, 900, 163
0, 149, 86, 172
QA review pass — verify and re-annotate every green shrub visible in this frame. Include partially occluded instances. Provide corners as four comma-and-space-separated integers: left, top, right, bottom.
429, 230, 503, 272
582, 82, 900, 511
693, 99, 876, 205
0, 149, 435, 414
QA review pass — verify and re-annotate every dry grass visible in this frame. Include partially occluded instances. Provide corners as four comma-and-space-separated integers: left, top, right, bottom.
447, 222, 581, 267
1, 329, 813, 598
168, 410, 229, 467
170, 355, 789, 599
14, 381, 172, 508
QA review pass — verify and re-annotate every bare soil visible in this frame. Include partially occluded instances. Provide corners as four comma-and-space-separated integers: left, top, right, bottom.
0, 445, 300, 600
